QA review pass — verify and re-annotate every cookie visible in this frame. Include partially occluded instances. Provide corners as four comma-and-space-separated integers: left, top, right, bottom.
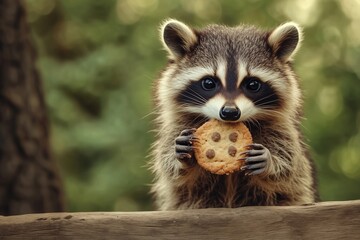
193, 119, 253, 175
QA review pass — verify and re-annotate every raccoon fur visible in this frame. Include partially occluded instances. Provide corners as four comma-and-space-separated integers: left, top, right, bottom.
150, 19, 318, 210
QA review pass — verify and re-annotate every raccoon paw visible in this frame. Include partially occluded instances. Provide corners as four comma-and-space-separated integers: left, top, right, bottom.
175, 128, 197, 167
240, 143, 272, 176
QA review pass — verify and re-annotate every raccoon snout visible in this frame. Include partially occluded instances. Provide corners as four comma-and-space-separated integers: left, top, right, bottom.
220, 105, 241, 121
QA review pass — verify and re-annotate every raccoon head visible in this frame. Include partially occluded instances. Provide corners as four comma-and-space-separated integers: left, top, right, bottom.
158, 19, 303, 124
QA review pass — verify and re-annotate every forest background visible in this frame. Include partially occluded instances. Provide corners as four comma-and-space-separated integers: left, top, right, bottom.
26, 0, 360, 211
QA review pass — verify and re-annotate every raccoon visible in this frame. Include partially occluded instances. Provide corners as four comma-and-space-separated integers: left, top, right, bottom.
150, 19, 318, 210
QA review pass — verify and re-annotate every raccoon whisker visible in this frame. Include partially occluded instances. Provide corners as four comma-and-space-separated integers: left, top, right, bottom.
178, 104, 202, 112
187, 87, 208, 102
179, 93, 205, 103
179, 88, 207, 103
253, 93, 276, 105
256, 99, 279, 108
259, 109, 290, 119
178, 92, 206, 105
258, 106, 283, 112
187, 114, 209, 127
141, 110, 157, 119
253, 93, 277, 105
250, 118, 261, 129
176, 107, 208, 126
183, 89, 206, 100
259, 108, 283, 114
179, 99, 205, 107
186, 114, 202, 125
245, 117, 262, 133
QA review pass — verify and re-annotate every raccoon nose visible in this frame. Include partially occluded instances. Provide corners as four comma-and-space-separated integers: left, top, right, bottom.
220, 105, 241, 121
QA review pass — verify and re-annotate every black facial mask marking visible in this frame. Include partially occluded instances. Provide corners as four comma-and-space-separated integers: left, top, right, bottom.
241, 77, 281, 108
176, 76, 221, 105
176, 74, 281, 109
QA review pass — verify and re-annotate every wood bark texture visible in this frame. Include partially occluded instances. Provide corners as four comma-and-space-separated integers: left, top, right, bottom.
0, 0, 64, 215
0, 200, 359, 240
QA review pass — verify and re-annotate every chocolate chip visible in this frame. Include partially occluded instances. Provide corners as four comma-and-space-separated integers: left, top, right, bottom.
206, 149, 215, 159
228, 146, 237, 157
229, 132, 238, 142
211, 132, 221, 142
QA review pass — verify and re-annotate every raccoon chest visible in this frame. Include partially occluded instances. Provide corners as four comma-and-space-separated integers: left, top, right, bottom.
205, 174, 252, 207
223, 174, 240, 207
221, 175, 279, 207
175, 172, 287, 208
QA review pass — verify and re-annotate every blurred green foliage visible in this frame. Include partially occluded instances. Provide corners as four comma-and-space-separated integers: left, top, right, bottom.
26, 0, 360, 211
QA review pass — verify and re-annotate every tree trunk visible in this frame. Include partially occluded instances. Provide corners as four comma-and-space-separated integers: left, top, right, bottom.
0, 0, 64, 215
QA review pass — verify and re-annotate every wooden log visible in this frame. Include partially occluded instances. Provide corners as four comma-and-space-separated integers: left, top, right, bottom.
0, 200, 359, 240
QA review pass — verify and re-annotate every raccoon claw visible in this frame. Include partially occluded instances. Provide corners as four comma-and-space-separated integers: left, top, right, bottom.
175, 128, 196, 166
240, 143, 271, 176
179, 128, 197, 136
175, 153, 192, 162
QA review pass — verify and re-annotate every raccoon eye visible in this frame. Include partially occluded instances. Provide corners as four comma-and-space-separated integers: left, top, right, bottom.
201, 77, 217, 91
246, 77, 262, 92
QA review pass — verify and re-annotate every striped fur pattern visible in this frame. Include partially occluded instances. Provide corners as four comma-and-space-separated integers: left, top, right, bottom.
150, 20, 318, 210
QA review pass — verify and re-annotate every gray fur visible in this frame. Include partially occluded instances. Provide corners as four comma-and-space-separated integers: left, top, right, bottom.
150, 20, 318, 210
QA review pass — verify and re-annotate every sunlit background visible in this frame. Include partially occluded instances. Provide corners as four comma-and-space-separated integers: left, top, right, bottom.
26, 0, 360, 211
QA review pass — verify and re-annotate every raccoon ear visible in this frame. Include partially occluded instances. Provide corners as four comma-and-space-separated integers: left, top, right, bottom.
160, 19, 198, 60
268, 22, 303, 62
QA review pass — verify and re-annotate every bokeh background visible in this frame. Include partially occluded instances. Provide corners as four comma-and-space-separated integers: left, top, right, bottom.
25, 0, 360, 212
